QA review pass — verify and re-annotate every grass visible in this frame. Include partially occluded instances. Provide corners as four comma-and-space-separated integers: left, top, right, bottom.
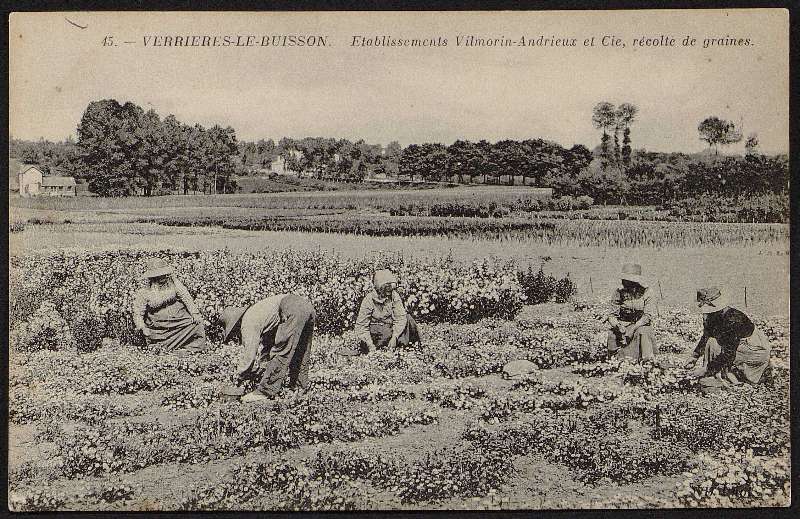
9, 221, 790, 317
234, 175, 456, 193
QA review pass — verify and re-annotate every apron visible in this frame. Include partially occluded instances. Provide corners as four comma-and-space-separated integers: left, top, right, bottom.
145, 299, 206, 353
368, 314, 420, 349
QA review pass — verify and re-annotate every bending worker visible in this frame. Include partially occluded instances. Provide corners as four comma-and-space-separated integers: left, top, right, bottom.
685, 287, 771, 391
221, 294, 316, 403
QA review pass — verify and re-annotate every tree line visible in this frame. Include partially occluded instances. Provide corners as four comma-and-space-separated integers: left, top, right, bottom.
9, 98, 789, 202
239, 137, 401, 182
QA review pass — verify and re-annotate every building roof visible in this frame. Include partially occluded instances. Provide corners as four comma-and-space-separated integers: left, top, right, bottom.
41, 176, 77, 187
20, 165, 45, 175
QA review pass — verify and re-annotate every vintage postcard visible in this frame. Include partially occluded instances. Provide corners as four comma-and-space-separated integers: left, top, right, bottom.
8, 9, 790, 511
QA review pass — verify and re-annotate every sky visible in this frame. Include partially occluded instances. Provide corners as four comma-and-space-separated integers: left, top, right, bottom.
9, 10, 790, 154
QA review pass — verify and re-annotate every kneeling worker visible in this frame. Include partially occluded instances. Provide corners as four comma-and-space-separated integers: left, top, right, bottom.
685, 287, 771, 391
339, 269, 420, 356
221, 294, 316, 403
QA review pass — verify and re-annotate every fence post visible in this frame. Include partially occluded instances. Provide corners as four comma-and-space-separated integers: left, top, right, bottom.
744, 286, 748, 308
589, 276, 594, 297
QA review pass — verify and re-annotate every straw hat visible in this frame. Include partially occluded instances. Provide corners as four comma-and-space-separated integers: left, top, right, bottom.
221, 306, 249, 341
141, 258, 173, 280
373, 269, 398, 289
620, 263, 647, 287
697, 287, 730, 314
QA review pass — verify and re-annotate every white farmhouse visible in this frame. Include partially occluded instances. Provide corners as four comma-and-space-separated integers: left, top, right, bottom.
17, 165, 43, 197
18, 166, 77, 197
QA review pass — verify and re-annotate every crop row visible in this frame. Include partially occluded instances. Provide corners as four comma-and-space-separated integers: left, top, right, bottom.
9, 249, 528, 345
152, 214, 788, 246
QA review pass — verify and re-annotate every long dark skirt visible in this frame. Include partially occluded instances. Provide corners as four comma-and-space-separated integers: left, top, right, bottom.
252, 294, 316, 397
145, 299, 206, 353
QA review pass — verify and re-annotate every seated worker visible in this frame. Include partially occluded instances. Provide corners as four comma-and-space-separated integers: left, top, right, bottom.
132, 258, 207, 357
605, 263, 656, 362
338, 269, 420, 356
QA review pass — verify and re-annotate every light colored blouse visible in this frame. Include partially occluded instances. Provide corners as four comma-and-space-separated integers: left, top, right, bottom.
236, 294, 286, 377
354, 290, 407, 343
132, 278, 201, 330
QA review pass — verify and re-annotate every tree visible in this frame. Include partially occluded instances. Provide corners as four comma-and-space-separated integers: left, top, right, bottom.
446, 140, 478, 183
617, 103, 638, 167
185, 124, 210, 194
133, 109, 169, 196
698, 116, 742, 155
205, 125, 239, 193
476, 140, 497, 184
382, 140, 402, 177
592, 102, 617, 168
160, 115, 190, 193
745, 133, 760, 156
77, 99, 146, 196
490, 140, 521, 185
399, 144, 425, 181
256, 139, 277, 168
419, 143, 448, 182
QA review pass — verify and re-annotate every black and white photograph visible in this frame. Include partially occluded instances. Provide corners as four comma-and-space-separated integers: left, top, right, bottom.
7, 9, 791, 511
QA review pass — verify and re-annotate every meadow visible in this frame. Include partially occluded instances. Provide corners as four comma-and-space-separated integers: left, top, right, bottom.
7, 188, 791, 510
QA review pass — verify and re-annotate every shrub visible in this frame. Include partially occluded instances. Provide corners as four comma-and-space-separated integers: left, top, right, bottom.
13, 301, 75, 353
70, 309, 105, 353
676, 450, 790, 507
517, 264, 555, 304
553, 274, 577, 303
576, 195, 594, 209
422, 380, 486, 409
10, 250, 527, 342
9, 489, 66, 511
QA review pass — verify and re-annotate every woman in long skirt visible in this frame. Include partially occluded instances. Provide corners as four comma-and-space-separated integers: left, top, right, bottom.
132, 258, 207, 356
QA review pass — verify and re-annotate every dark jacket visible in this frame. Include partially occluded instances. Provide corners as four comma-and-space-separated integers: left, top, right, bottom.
693, 307, 755, 375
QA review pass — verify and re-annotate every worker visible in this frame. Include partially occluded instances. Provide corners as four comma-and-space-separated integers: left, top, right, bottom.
220, 294, 316, 403
605, 263, 656, 362
685, 287, 771, 391
338, 269, 420, 356
132, 257, 207, 356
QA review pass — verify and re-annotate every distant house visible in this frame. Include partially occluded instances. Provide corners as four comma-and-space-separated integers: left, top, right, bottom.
41, 176, 77, 196
268, 149, 304, 176
18, 166, 77, 197
17, 166, 44, 196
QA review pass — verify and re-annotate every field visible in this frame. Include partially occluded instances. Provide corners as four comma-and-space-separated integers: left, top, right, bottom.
8, 188, 791, 510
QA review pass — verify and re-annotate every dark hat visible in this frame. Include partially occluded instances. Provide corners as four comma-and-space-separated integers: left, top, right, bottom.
697, 287, 729, 314
221, 306, 248, 341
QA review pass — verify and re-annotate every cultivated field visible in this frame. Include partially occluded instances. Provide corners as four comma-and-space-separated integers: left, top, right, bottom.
7, 189, 791, 510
